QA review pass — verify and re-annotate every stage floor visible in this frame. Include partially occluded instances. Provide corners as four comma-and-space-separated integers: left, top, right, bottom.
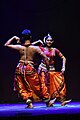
0, 101, 80, 119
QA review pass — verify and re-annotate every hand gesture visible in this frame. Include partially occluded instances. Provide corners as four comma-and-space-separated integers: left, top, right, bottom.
14, 36, 20, 43
60, 67, 65, 75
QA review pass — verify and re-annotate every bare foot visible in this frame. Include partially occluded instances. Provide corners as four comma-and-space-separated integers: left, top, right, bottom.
25, 103, 34, 108
46, 98, 57, 107
61, 99, 72, 106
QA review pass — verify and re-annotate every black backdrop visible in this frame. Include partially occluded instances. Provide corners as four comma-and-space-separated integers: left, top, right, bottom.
0, 0, 80, 103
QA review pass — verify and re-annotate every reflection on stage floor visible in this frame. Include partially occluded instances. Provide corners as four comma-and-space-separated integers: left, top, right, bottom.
0, 101, 80, 119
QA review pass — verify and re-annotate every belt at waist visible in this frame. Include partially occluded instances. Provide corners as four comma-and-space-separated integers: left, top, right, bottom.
19, 60, 34, 65
39, 62, 55, 71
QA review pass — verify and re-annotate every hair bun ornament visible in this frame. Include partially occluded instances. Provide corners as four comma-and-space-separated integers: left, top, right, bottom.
47, 33, 51, 37
43, 36, 46, 44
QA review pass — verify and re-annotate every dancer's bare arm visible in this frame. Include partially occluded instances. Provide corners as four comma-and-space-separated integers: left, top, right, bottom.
4, 36, 21, 50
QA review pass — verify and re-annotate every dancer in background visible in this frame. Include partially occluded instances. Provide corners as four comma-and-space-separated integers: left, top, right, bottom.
4, 29, 55, 108
32, 33, 71, 106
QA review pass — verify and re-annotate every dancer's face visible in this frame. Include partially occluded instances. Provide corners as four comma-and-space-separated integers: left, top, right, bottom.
46, 37, 54, 47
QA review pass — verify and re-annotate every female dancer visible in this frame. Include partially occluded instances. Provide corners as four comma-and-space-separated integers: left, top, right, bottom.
32, 33, 71, 106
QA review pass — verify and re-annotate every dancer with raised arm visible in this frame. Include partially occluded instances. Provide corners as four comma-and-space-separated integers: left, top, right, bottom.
33, 33, 71, 106
4, 29, 55, 108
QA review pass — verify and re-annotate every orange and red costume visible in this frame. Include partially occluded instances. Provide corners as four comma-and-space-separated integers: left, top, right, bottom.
14, 60, 50, 102
38, 47, 66, 102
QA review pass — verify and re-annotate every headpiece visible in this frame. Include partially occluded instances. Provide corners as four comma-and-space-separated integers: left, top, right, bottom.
21, 29, 31, 36
43, 33, 52, 43
21, 29, 32, 44
21, 29, 32, 40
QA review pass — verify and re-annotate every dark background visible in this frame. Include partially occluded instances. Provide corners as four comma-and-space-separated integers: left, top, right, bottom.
0, 0, 80, 103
